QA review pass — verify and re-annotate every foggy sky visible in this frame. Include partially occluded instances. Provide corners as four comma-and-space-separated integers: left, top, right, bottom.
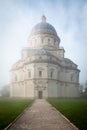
0, 0, 87, 88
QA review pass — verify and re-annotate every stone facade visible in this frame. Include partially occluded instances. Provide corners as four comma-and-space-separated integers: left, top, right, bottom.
10, 15, 80, 98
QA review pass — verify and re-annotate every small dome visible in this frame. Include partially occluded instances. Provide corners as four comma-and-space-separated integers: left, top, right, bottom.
30, 15, 57, 36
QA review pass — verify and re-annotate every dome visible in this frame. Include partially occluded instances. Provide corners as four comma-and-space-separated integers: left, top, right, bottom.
30, 15, 57, 36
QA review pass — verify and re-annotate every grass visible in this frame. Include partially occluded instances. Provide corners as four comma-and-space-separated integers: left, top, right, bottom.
48, 98, 87, 130
0, 98, 33, 130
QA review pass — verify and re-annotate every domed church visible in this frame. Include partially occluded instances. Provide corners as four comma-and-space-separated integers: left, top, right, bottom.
10, 15, 80, 98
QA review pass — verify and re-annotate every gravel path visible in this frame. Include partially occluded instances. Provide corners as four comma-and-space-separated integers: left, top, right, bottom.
6, 99, 79, 130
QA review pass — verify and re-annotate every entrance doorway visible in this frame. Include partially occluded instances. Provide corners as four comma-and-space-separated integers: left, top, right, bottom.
38, 91, 43, 99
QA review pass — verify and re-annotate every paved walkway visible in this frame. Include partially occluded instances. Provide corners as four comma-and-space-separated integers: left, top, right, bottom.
6, 99, 79, 130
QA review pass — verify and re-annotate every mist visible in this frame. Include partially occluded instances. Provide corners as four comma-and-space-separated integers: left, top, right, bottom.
0, 0, 87, 88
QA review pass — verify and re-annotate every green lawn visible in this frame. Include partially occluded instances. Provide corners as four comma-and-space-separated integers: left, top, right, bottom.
48, 98, 87, 130
0, 98, 33, 130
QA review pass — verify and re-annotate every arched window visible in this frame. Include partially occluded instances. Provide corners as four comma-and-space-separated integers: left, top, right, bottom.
39, 56, 42, 59
28, 71, 31, 78
14, 74, 17, 81
50, 69, 54, 79
50, 71, 53, 78
71, 74, 74, 81
38, 67, 44, 77
48, 38, 50, 43
41, 38, 43, 44
57, 71, 60, 79
50, 57, 52, 60
54, 39, 56, 45
35, 39, 37, 43
39, 71, 42, 77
